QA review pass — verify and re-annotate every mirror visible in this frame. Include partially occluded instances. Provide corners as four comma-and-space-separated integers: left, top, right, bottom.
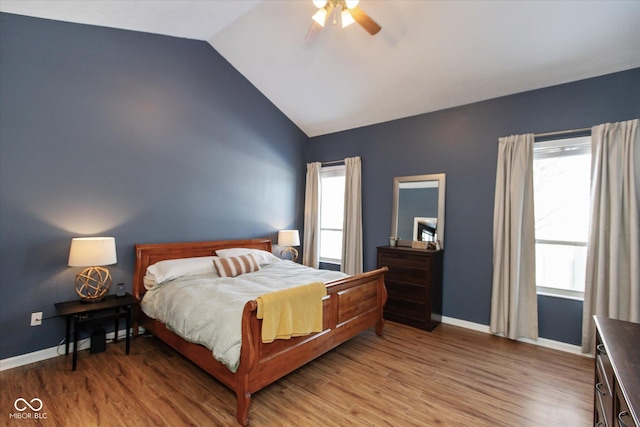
391, 173, 446, 248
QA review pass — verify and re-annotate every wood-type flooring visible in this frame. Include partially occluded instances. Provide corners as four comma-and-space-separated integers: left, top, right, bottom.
1, 322, 594, 426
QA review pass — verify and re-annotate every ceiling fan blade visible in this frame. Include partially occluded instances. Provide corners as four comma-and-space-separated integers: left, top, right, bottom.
349, 6, 381, 35
305, 21, 323, 40
306, 3, 334, 39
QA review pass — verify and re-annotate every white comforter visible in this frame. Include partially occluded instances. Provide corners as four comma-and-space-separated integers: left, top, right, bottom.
141, 261, 346, 372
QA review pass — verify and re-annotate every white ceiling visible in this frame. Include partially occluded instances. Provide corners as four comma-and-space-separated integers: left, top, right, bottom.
2, 1, 639, 137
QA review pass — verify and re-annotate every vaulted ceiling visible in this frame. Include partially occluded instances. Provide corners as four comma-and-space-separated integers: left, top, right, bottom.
2, 1, 639, 137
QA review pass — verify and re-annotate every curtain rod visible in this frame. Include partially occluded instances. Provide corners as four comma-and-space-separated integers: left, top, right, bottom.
321, 159, 345, 166
534, 127, 591, 139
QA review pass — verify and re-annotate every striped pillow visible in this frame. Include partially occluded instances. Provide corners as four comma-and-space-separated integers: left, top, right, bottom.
212, 254, 260, 278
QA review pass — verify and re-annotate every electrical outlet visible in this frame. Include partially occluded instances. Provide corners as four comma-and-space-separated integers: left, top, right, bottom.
30, 312, 42, 326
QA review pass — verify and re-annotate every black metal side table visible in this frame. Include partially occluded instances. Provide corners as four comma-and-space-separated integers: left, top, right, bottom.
55, 293, 137, 371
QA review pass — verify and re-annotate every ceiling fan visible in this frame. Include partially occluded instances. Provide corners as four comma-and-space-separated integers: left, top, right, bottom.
307, 0, 381, 38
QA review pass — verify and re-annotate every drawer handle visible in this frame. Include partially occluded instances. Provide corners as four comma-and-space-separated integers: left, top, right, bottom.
596, 343, 607, 355
618, 411, 630, 427
595, 382, 606, 396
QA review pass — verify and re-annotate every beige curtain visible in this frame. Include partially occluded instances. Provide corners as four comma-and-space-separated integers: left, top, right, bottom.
582, 119, 640, 353
341, 156, 363, 275
303, 162, 322, 268
490, 134, 538, 340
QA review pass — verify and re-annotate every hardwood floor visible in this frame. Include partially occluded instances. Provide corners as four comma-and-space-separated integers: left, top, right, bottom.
1, 322, 594, 426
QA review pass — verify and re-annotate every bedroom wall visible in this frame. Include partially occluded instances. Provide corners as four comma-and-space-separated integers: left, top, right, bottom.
0, 13, 307, 360
307, 68, 640, 346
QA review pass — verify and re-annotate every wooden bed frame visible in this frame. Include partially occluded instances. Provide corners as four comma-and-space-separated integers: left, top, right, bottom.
133, 238, 388, 425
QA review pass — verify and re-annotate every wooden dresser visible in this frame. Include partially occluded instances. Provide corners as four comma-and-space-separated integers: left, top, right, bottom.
593, 316, 640, 427
376, 246, 443, 331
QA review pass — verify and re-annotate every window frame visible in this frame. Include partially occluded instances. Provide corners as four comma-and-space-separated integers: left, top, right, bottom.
319, 165, 346, 265
533, 135, 591, 300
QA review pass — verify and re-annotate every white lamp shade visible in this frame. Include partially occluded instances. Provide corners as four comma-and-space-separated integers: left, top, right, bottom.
345, 0, 360, 9
312, 8, 327, 27
341, 9, 355, 28
278, 230, 300, 247
68, 237, 117, 267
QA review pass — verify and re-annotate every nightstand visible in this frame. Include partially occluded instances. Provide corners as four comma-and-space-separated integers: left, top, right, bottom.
55, 293, 137, 371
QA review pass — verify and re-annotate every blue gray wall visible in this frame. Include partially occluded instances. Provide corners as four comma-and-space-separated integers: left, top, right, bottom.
0, 13, 307, 359
1, 12, 638, 360
307, 68, 640, 345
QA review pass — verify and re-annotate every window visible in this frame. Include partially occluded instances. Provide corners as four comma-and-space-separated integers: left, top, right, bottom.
533, 137, 591, 299
319, 165, 345, 264
533, 136, 591, 299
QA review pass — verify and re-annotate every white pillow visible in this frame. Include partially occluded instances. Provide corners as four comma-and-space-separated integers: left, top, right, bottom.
146, 256, 217, 285
216, 248, 281, 265
143, 275, 157, 291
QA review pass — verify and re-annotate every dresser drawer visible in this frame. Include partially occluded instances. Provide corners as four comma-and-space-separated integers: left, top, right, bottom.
385, 268, 429, 286
384, 299, 427, 324
615, 381, 634, 427
378, 251, 432, 271
597, 340, 614, 396
596, 354, 613, 426
595, 400, 607, 427
386, 280, 428, 304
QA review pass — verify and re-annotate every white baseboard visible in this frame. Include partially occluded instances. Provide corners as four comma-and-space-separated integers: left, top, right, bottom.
441, 316, 589, 357
1, 318, 589, 371
0, 329, 132, 372
441, 316, 491, 334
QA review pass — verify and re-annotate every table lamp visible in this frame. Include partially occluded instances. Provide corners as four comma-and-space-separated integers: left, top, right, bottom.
68, 237, 117, 302
278, 230, 300, 262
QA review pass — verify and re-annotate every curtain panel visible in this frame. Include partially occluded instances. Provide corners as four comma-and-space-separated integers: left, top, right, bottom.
342, 156, 363, 275
490, 134, 538, 340
582, 119, 640, 353
303, 162, 321, 268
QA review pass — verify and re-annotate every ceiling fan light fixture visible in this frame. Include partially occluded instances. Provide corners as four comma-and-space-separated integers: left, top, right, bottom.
312, 8, 328, 27
345, 0, 360, 9
306, 0, 380, 37
341, 9, 355, 28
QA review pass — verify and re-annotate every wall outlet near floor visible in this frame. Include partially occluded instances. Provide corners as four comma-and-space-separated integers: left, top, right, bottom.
30, 312, 43, 326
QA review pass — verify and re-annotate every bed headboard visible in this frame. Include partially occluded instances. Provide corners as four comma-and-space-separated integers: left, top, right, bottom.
133, 238, 272, 300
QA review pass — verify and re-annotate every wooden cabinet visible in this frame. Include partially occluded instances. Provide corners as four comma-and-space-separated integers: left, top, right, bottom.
593, 316, 640, 427
376, 246, 443, 331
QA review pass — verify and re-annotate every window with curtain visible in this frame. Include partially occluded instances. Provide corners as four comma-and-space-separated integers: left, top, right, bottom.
533, 136, 591, 299
319, 165, 345, 264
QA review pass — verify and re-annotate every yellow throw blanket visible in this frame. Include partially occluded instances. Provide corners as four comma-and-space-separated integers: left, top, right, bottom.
256, 282, 327, 343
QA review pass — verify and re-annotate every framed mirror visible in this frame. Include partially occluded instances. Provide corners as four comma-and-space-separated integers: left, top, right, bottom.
391, 173, 446, 248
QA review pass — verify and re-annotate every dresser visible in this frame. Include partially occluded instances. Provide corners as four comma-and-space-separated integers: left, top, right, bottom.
593, 316, 640, 427
376, 246, 443, 331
